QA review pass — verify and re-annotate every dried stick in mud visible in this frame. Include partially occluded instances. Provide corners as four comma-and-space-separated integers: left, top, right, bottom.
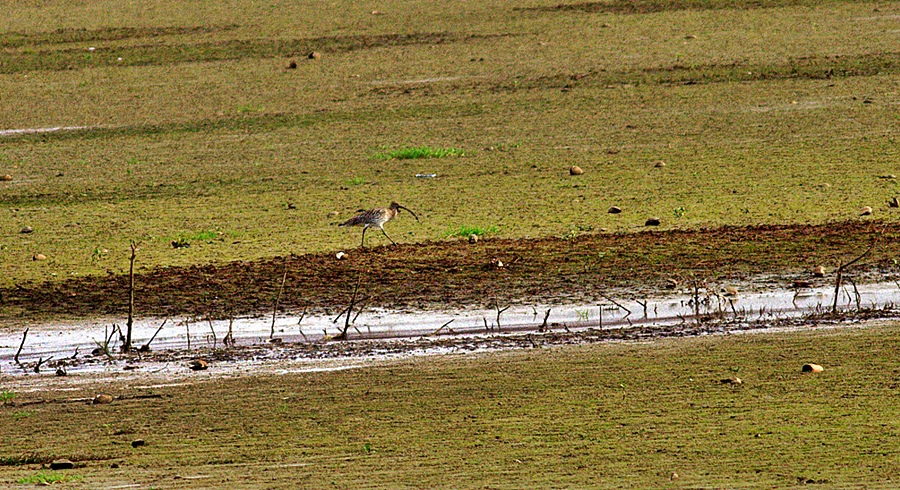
495, 304, 511, 332
334, 273, 364, 341
271, 259, 289, 340
432, 319, 454, 336
123, 241, 139, 353
14, 327, 28, 368
140, 318, 168, 352
832, 227, 884, 313
539, 308, 551, 332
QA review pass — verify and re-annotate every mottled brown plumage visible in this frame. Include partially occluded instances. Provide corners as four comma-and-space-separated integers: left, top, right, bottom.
339, 202, 419, 247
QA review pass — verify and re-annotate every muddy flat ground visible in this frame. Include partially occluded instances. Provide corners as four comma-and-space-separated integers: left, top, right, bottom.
2, 220, 898, 326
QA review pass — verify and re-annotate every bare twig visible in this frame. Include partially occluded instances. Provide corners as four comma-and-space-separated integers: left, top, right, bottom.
271, 260, 289, 340
599, 293, 632, 318
33, 356, 53, 374
223, 315, 235, 348
123, 241, 138, 353
432, 319, 455, 336
636, 299, 648, 318
14, 327, 28, 367
206, 317, 218, 349
539, 308, 551, 332
140, 318, 168, 352
495, 304, 511, 332
833, 228, 884, 313
335, 273, 363, 340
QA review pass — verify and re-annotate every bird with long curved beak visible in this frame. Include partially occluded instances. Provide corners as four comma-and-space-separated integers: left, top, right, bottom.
339, 202, 419, 247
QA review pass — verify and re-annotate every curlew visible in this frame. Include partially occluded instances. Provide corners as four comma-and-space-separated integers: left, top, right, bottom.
339, 202, 419, 247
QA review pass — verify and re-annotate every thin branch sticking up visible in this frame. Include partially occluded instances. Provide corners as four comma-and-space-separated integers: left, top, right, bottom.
495, 304, 511, 332
539, 308, 551, 332
123, 241, 138, 353
832, 227, 884, 313
335, 273, 364, 340
140, 318, 168, 352
271, 260, 289, 340
432, 319, 455, 336
15, 328, 28, 367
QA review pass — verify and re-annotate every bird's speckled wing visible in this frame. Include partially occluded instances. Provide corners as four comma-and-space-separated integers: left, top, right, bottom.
339, 208, 387, 227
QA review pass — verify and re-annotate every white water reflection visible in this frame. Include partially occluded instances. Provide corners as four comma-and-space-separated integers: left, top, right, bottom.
2, 282, 899, 379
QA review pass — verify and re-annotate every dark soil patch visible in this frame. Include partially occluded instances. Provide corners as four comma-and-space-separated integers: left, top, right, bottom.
1, 220, 896, 326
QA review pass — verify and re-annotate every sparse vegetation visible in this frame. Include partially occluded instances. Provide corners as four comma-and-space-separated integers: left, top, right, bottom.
0, 391, 15, 405
17, 471, 81, 485
374, 146, 465, 160
444, 225, 498, 238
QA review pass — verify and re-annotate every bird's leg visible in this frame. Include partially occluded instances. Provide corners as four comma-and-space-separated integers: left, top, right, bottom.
360, 227, 368, 248
381, 227, 397, 245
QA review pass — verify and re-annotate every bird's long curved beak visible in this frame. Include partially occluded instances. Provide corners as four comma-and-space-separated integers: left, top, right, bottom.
397, 205, 420, 221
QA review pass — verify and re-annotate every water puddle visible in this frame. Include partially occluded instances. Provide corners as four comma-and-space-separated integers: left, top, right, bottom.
2, 282, 899, 385
0, 125, 96, 137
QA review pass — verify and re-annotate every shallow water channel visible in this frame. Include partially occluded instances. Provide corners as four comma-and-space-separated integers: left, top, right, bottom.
2, 282, 900, 385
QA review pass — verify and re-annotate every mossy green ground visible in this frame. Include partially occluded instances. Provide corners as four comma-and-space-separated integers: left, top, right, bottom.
3, 0, 900, 287
3, 325, 900, 488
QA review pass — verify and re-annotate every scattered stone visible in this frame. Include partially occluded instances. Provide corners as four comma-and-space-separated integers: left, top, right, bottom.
722, 286, 738, 297
813, 265, 826, 277
890, 197, 899, 208
50, 459, 74, 470
328, 210, 340, 217
92, 394, 114, 405
793, 280, 812, 288
189, 359, 209, 371
308, 52, 321, 60
371, 9, 384, 15
645, 217, 661, 226
336, 251, 347, 260
601, 23, 611, 28
670, 472, 679, 481
287, 60, 297, 69
608, 206, 622, 214
569, 165, 584, 176
468, 233, 479, 244
802, 363, 824, 373
491, 258, 504, 269
665, 278, 678, 289
653, 160, 666, 168
131, 439, 145, 448
110, 463, 119, 468
860, 206, 873, 216
20, 226, 33, 233
269, 338, 283, 345
879, 174, 896, 179
0, 174, 12, 181
720, 377, 742, 385
33, 253, 47, 261
684, 34, 697, 39
55, 367, 67, 376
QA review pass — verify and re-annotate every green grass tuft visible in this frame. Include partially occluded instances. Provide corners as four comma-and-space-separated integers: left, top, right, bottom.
0, 391, 15, 405
444, 225, 498, 238
17, 471, 82, 484
374, 146, 465, 160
